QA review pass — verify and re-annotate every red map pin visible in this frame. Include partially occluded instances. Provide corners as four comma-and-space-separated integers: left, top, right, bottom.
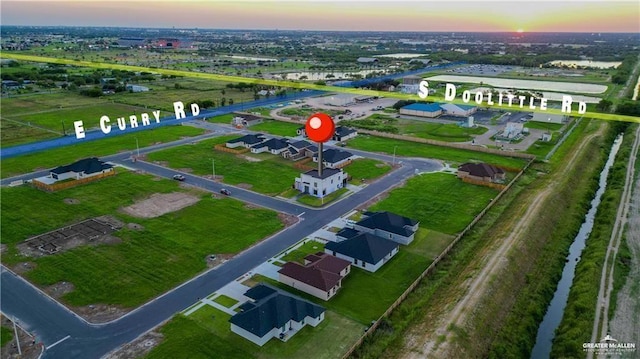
305, 112, 335, 143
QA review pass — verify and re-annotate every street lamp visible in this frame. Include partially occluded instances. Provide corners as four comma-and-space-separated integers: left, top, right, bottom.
212, 159, 216, 180
135, 137, 140, 157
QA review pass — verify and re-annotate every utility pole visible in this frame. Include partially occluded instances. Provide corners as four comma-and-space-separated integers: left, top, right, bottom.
392, 145, 398, 165
12, 318, 21, 356
135, 137, 140, 157
212, 159, 216, 180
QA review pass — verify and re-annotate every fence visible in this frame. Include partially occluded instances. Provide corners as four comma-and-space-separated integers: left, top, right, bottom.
341, 157, 535, 359
461, 177, 507, 190
214, 144, 249, 154
32, 171, 116, 192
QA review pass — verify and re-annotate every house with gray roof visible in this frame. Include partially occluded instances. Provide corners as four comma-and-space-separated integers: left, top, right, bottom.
353, 211, 419, 245
229, 284, 325, 346
324, 232, 399, 272
226, 134, 267, 148
332, 126, 358, 142
250, 138, 290, 155
313, 148, 355, 169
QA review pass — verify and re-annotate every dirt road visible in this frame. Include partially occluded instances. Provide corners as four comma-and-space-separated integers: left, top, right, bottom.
399, 123, 605, 359
590, 125, 640, 358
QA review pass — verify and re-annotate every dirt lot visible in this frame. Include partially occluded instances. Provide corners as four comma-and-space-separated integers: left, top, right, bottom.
102, 330, 164, 359
16, 216, 124, 258
1, 315, 42, 359
120, 192, 200, 218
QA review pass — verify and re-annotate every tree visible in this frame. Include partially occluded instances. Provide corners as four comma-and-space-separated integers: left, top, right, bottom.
228, 98, 234, 106
596, 99, 612, 112
221, 97, 227, 106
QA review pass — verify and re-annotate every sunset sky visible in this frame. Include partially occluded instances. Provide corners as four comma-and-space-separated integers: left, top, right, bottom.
1, 1, 639, 32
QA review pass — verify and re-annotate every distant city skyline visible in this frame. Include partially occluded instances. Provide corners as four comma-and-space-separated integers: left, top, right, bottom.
1, 1, 639, 33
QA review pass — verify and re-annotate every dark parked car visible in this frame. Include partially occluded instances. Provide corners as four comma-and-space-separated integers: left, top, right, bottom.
220, 188, 231, 195
172, 174, 186, 181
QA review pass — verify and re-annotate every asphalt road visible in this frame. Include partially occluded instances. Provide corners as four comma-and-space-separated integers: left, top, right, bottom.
1, 63, 457, 358
1, 132, 441, 359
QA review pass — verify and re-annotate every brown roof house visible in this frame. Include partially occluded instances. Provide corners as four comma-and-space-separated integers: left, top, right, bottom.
278, 252, 351, 300
457, 162, 505, 183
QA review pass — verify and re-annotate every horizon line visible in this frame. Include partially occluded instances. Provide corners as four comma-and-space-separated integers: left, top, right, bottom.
1, 25, 638, 34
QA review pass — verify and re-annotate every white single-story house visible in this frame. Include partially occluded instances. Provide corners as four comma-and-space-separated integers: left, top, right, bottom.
250, 138, 289, 155
49, 157, 114, 181
229, 284, 325, 346
332, 126, 358, 142
294, 168, 347, 198
313, 149, 355, 169
353, 211, 420, 246
278, 252, 351, 301
125, 84, 149, 92
226, 134, 267, 148
325, 233, 399, 272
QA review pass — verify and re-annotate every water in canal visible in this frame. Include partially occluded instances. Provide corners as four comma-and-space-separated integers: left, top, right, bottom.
530, 134, 624, 359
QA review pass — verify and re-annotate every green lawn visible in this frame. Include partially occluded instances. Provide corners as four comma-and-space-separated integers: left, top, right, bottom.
8, 103, 170, 132
344, 158, 392, 185
212, 295, 239, 308
347, 135, 527, 169
250, 120, 301, 137
1, 171, 283, 307
1, 119, 59, 147
343, 115, 488, 142
247, 107, 273, 116
0, 92, 113, 116
523, 121, 565, 131
0, 125, 205, 179
0, 326, 13, 348
280, 240, 325, 263
256, 229, 455, 324
146, 306, 363, 359
207, 113, 235, 124
297, 188, 348, 207
368, 172, 499, 235
147, 135, 302, 196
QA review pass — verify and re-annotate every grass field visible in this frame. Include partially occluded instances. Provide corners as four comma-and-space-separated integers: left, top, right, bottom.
250, 120, 301, 137
280, 240, 325, 263
7, 103, 171, 133
343, 115, 488, 142
212, 295, 239, 308
0, 171, 283, 307
257, 228, 455, 324
347, 135, 527, 169
0, 125, 205, 179
146, 135, 302, 196
1, 119, 59, 147
0, 326, 13, 348
297, 188, 348, 207
207, 113, 235, 124
0, 92, 113, 115
145, 307, 363, 359
345, 158, 392, 185
369, 172, 499, 235
523, 121, 565, 131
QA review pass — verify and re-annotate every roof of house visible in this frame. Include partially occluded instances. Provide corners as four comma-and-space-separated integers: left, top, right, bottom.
458, 163, 504, 178
325, 233, 399, 264
233, 113, 263, 122
317, 149, 354, 164
356, 211, 419, 237
278, 253, 350, 292
227, 134, 265, 145
304, 252, 351, 274
51, 158, 113, 175
334, 126, 357, 138
290, 140, 313, 149
439, 103, 477, 112
252, 138, 289, 151
303, 168, 342, 180
336, 227, 360, 240
401, 103, 442, 112
229, 284, 325, 337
